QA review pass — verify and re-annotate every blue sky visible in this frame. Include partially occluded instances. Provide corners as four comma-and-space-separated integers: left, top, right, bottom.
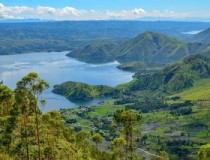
1, 0, 209, 11
0, 0, 210, 20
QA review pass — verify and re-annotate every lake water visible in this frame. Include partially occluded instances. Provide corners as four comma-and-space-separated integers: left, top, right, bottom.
0, 51, 133, 112
181, 30, 203, 35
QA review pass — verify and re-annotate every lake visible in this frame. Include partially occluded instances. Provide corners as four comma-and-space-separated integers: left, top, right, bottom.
0, 51, 134, 112
181, 30, 203, 35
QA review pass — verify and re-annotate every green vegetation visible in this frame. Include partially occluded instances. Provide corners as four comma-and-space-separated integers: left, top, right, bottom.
172, 78, 210, 100
52, 81, 116, 101
113, 109, 141, 159
67, 43, 118, 63
198, 143, 210, 160
131, 55, 210, 94
1, 60, 209, 159
68, 31, 210, 65
2, 25, 210, 159
59, 54, 210, 159
1, 21, 209, 55
0, 73, 138, 160
117, 61, 165, 72
112, 32, 208, 63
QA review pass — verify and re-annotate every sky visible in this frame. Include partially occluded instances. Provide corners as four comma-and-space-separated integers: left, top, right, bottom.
0, 0, 210, 21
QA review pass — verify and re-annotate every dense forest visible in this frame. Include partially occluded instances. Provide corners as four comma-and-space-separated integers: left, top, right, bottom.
0, 72, 171, 160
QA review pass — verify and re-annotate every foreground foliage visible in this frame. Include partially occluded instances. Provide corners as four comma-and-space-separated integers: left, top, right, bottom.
0, 73, 112, 160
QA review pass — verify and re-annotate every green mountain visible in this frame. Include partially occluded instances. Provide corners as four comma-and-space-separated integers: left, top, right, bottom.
52, 81, 115, 101
67, 43, 117, 63
189, 28, 210, 43
66, 32, 210, 65
112, 32, 204, 63
131, 54, 210, 94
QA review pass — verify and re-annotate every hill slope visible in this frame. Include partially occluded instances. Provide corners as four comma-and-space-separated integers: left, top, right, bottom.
67, 43, 117, 63
189, 28, 210, 43
172, 78, 210, 100
131, 54, 210, 93
111, 32, 204, 63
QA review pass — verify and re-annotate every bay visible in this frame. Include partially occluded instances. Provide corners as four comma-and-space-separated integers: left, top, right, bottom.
0, 51, 134, 112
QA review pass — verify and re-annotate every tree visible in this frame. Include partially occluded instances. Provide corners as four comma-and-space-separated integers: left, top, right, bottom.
110, 137, 126, 159
114, 109, 141, 160
0, 85, 15, 154
160, 151, 169, 160
76, 130, 91, 159
0, 73, 106, 160
0, 85, 14, 116
92, 133, 103, 148
198, 143, 210, 160
15, 72, 49, 160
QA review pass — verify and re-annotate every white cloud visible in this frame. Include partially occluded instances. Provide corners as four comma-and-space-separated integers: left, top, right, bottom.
106, 8, 146, 19
0, 3, 208, 20
36, 6, 56, 15
133, 8, 145, 14
0, 3, 32, 19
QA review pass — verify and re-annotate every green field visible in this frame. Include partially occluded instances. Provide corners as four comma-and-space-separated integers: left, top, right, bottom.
173, 78, 210, 101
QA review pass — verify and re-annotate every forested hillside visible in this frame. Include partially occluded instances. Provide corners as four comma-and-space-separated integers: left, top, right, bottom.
0, 72, 143, 160
67, 43, 117, 63
52, 81, 116, 101
131, 54, 210, 93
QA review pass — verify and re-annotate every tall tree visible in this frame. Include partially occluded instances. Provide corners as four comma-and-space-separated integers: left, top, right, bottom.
15, 72, 49, 160
114, 109, 141, 160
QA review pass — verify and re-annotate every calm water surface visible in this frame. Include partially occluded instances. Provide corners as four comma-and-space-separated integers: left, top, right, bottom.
181, 30, 203, 35
0, 51, 133, 112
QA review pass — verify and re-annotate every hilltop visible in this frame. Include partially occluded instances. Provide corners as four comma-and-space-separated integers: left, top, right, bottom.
52, 81, 116, 101
113, 32, 204, 63
67, 43, 117, 63
68, 31, 206, 64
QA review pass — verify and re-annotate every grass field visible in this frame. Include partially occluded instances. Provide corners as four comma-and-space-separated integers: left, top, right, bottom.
173, 78, 210, 101
89, 102, 124, 117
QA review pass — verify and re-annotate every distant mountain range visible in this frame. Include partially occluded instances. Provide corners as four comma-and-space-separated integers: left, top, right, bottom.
0, 18, 50, 23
